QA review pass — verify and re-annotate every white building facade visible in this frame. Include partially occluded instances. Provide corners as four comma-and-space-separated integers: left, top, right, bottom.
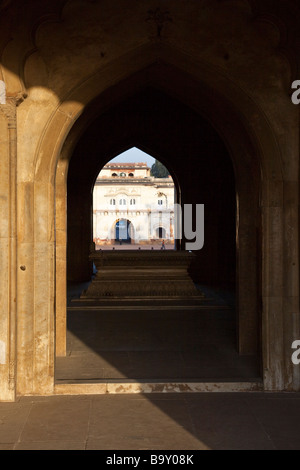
93, 162, 175, 247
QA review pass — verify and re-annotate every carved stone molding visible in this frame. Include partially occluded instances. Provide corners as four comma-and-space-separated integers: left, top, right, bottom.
81, 250, 204, 299
0, 92, 27, 127
146, 8, 173, 41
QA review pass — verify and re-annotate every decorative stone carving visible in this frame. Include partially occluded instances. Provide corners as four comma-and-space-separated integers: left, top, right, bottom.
0, 92, 27, 127
81, 250, 204, 299
146, 8, 173, 40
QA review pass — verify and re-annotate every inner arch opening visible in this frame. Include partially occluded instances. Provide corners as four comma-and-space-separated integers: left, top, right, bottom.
56, 86, 261, 385
92, 147, 176, 250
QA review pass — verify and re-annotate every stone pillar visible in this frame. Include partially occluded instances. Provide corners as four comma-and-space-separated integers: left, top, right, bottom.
260, 175, 300, 392
236, 191, 259, 355
55, 160, 68, 357
282, 181, 300, 391
0, 93, 25, 401
261, 188, 285, 390
67, 187, 93, 282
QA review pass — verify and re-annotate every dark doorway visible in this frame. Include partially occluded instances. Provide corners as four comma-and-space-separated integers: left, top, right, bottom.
115, 219, 131, 244
156, 227, 166, 239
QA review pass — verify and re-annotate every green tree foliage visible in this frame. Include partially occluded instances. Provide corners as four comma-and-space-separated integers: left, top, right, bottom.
151, 159, 170, 178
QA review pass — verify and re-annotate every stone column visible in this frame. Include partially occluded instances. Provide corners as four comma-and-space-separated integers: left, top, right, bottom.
55, 160, 68, 357
261, 174, 300, 392
261, 186, 285, 390
0, 92, 25, 401
282, 181, 300, 391
236, 189, 259, 355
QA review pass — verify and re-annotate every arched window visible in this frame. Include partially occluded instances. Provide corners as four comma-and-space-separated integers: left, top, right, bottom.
158, 199, 163, 205
119, 198, 126, 205
110, 199, 116, 205
128, 173, 134, 177
130, 199, 136, 205
111, 173, 118, 177
120, 172, 126, 177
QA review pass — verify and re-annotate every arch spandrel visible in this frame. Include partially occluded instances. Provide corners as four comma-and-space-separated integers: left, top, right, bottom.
8, 0, 293, 187
0, 0, 296, 188
33, 45, 283, 190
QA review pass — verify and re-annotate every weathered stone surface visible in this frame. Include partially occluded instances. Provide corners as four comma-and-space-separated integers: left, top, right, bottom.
82, 250, 203, 298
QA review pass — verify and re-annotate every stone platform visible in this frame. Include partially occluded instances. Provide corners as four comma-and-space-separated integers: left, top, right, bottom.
81, 250, 204, 299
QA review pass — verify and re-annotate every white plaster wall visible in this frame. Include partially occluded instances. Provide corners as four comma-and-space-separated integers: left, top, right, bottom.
93, 175, 175, 243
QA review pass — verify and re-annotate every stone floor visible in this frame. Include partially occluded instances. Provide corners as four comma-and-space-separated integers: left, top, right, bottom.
1, 284, 299, 450
55, 307, 260, 382
0, 392, 300, 450
55, 284, 260, 383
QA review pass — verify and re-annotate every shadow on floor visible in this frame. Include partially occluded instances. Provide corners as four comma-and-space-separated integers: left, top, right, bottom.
38, 283, 278, 450
56, 282, 261, 382
2, 392, 300, 449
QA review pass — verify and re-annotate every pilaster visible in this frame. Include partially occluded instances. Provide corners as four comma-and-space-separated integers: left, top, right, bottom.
0, 92, 26, 400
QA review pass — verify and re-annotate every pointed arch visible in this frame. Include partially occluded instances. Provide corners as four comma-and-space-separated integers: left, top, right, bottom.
20, 43, 294, 396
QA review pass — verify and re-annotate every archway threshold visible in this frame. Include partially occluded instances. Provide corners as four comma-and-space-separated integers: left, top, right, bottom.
54, 380, 263, 396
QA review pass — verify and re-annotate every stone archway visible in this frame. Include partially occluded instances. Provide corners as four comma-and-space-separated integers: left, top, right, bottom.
58, 61, 256, 362
13, 47, 297, 398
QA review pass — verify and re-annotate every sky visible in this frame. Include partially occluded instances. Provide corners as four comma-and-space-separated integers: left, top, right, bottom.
109, 147, 155, 167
